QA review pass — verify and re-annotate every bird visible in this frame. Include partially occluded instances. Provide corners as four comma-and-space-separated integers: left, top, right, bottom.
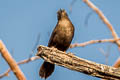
39, 9, 75, 79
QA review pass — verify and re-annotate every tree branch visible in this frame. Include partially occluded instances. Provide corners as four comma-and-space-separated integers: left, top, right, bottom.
0, 40, 26, 80
70, 38, 120, 48
83, 0, 120, 47
0, 56, 40, 79
113, 57, 120, 68
36, 45, 120, 80
101, 57, 120, 80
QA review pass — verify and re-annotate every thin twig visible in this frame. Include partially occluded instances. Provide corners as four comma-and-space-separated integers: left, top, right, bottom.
0, 56, 40, 79
99, 47, 111, 65
69, 0, 77, 13
70, 38, 120, 48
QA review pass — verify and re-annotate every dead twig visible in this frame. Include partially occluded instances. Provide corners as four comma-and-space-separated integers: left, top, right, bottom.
70, 38, 120, 48
0, 56, 40, 79
83, 0, 120, 47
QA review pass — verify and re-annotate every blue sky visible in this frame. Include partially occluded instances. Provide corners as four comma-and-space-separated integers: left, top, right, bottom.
0, 0, 120, 80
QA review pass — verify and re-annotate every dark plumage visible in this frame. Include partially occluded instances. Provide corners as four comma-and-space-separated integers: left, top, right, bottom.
39, 9, 75, 79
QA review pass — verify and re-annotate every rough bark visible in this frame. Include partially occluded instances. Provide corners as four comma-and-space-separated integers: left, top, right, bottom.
36, 45, 120, 80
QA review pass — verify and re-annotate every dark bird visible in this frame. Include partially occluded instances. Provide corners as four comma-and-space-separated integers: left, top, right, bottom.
39, 9, 75, 79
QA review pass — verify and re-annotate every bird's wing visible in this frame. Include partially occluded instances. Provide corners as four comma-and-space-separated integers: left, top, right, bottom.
48, 24, 59, 47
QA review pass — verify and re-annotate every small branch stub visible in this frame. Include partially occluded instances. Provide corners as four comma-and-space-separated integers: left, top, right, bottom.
36, 45, 120, 80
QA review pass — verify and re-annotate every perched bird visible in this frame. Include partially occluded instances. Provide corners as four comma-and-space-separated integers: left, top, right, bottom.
39, 9, 75, 79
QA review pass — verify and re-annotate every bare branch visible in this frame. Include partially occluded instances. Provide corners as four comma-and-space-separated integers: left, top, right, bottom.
70, 38, 120, 48
69, 0, 77, 13
99, 45, 111, 65
32, 33, 41, 53
0, 56, 40, 79
84, 11, 93, 26
113, 57, 120, 68
83, 0, 120, 47
101, 57, 120, 80
36, 45, 120, 80
0, 40, 26, 80
99, 48, 109, 65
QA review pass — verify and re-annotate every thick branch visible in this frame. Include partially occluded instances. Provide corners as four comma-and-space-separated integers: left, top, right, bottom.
101, 57, 120, 80
0, 40, 26, 80
36, 45, 120, 80
83, 0, 120, 46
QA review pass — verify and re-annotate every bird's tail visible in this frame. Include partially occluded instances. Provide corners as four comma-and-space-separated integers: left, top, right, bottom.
39, 61, 55, 79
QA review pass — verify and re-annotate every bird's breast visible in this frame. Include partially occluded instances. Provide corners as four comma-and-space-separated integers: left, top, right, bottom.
58, 19, 73, 37
57, 19, 74, 43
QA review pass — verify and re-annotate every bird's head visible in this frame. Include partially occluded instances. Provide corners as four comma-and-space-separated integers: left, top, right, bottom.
57, 9, 68, 20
